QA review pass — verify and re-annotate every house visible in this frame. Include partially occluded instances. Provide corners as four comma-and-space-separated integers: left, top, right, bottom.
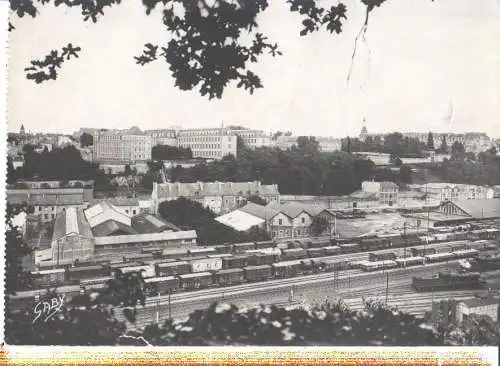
152, 181, 280, 215
361, 181, 399, 206
410, 183, 494, 203
108, 197, 153, 217
215, 209, 267, 232
456, 296, 499, 324
266, 202, 326, 240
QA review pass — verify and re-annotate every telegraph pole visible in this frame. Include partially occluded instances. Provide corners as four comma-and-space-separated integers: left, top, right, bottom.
156, 292, 160, 324
168, 289, 172, 321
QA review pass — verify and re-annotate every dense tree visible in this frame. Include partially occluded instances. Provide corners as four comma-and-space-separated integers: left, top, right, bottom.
7, 156, 17, 185
437, 136, 448, 154
426, 132, 434, 150
79, 132, 94, 147
247, 195, 267, 206
5, 203, 34, 295
451, 142, 466, 160
398, 165, 413, 185
10, 0, 391, 98
152, 145, 193, 160
124, 164, 132, 176
311, 216, 329, 236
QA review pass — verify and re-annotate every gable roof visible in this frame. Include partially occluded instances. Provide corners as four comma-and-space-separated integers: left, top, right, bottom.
215, 210, 265, 231
52, 207, 94, 242
155, 181, 279, 198
131, 213, 180, 234
92, 220, 138, 237
462, 296, 499, 308
444, 199, 500, 219
239, 202, 279, 220
267, 202, 323, 218
84, 201, 131, 228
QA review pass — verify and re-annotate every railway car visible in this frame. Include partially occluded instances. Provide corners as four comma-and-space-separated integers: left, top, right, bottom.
368, 252, 397, 262
254, 240, 275, 250
185, 256, 223, 273
214, 244, 233, 254
123, 253, 153, 263
323, 246, 341, 256
233, 242, 256, 253
300, 259, 317, 274
222, 255, 248, 269
118, 264, 156, 278
67, 265, 110, 282
424, 252, 456, 263
411, 247, 436, 257
276, 243, 288, 250
281, 248, 307, 261
395, 256, 425, 267
188, 247, 217, 257
359, 237, 392, 251
247, 253, 277, 266
452, 249, 479, 260
156, 261, 191, 277
448, 241, 468, 252
207, 253, 233, 259
412, 271, 486, 292
161, 248, 189, 259
307, 247, 326, 258
32, 268, 66, 287
144, 276, 180, 295
258, 247, 282, 258
320, 259, 348, 272
358, 260, 397, 272
178, 272, 214, 290
272, 260, 302, 278
215, 268, 245, 286
80, 276, 114, 289
285, 241, 302, 250
339, 243, 361, 253
243, 265, 274, 282
308, 238, 333, 249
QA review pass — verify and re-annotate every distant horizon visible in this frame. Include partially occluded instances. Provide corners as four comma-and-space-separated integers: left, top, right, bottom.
8, 124, 500, 140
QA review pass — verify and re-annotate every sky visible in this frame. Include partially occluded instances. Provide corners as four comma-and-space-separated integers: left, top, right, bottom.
7, 0, 500, 138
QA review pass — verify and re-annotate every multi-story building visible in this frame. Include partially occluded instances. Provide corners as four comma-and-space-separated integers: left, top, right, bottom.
176, 127, 237, 159
361, 181, 399, 206
7, 182, 94, 222
145, 129, 178, 146
410, 183, 494, 204
152, 181, 280, 215
229, 128, 272, 149
93, 127, 152, 163
316, 137, 342, 153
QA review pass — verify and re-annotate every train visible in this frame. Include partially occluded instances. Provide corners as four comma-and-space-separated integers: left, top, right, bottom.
460, 252, 500, 273
351, 249, 480, 272
412, 271, 487, 292
27, 228, 498, 290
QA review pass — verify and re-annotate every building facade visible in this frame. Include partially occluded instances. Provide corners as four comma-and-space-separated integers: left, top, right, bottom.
230, 129, 272, 149
456, 297, 499, 324
93, 128, 152, 163
361, 181, 399, 206
145, 129, 178, 146
152, 181, 280, 215
176, 128, 237, 159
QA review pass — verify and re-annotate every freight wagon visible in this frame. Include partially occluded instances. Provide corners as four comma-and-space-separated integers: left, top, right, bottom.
233, 242, 256, 253
80, 276, 114, 289
306, 238, 332, 249
186, 256, 223, 273
254, 240, 275, 250
359, 237, 392, 251
339, 243, 360, 253
272, 261, 302, 278
214, 244, 233, 254
368, 252, 397, 262
244, 265, 274, 282
188, 247, 217, 256
319, 258, 348, 272
123, 253, 153, 263
67, 265, 110, 282
178, 272, 214, 289
300, 259, 317, 274
411, 247, 436, 257
358, 260, 398, 272
452, 249, 479, 260
412, 271, 486, 292
156, 261, 191, 277
247, 253, 277, 266
32, 268, 66, 287
307, 247, 326, 258
395, 256, 425, 267
118, 264, 156, 278
161, 248, 189, 259
144, 276, 180, 295
323, 246, 341, 256
222, 255, 249, 269
424, 252, 456, 263
281, 248, 307, 261
215, 268, 245, 286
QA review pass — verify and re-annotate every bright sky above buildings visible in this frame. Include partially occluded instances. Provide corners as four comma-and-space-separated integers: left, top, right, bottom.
7, 0, 500, 137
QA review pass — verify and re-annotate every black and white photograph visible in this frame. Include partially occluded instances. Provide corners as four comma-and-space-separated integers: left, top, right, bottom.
2, 0, 500, 356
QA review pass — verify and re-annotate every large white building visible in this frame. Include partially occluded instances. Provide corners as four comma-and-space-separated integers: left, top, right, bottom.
176, 127, 237, 159
409, 183, 494, 204
145, 129, 178, 146
93, 127, 152, 163
229, 128, 272, 149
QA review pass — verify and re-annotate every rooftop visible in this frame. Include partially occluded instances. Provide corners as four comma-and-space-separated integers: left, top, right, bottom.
239, 202, 279, 220
215, 210, 265, 231
155, 181, 280, 198
446, 199, 500, 219
461, 297, 499, 308
131, 213, 180, 234
94, 230, 197, 246
84, 201, 131, 228
52, 207, 94, 242
92, 220, 138, 237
